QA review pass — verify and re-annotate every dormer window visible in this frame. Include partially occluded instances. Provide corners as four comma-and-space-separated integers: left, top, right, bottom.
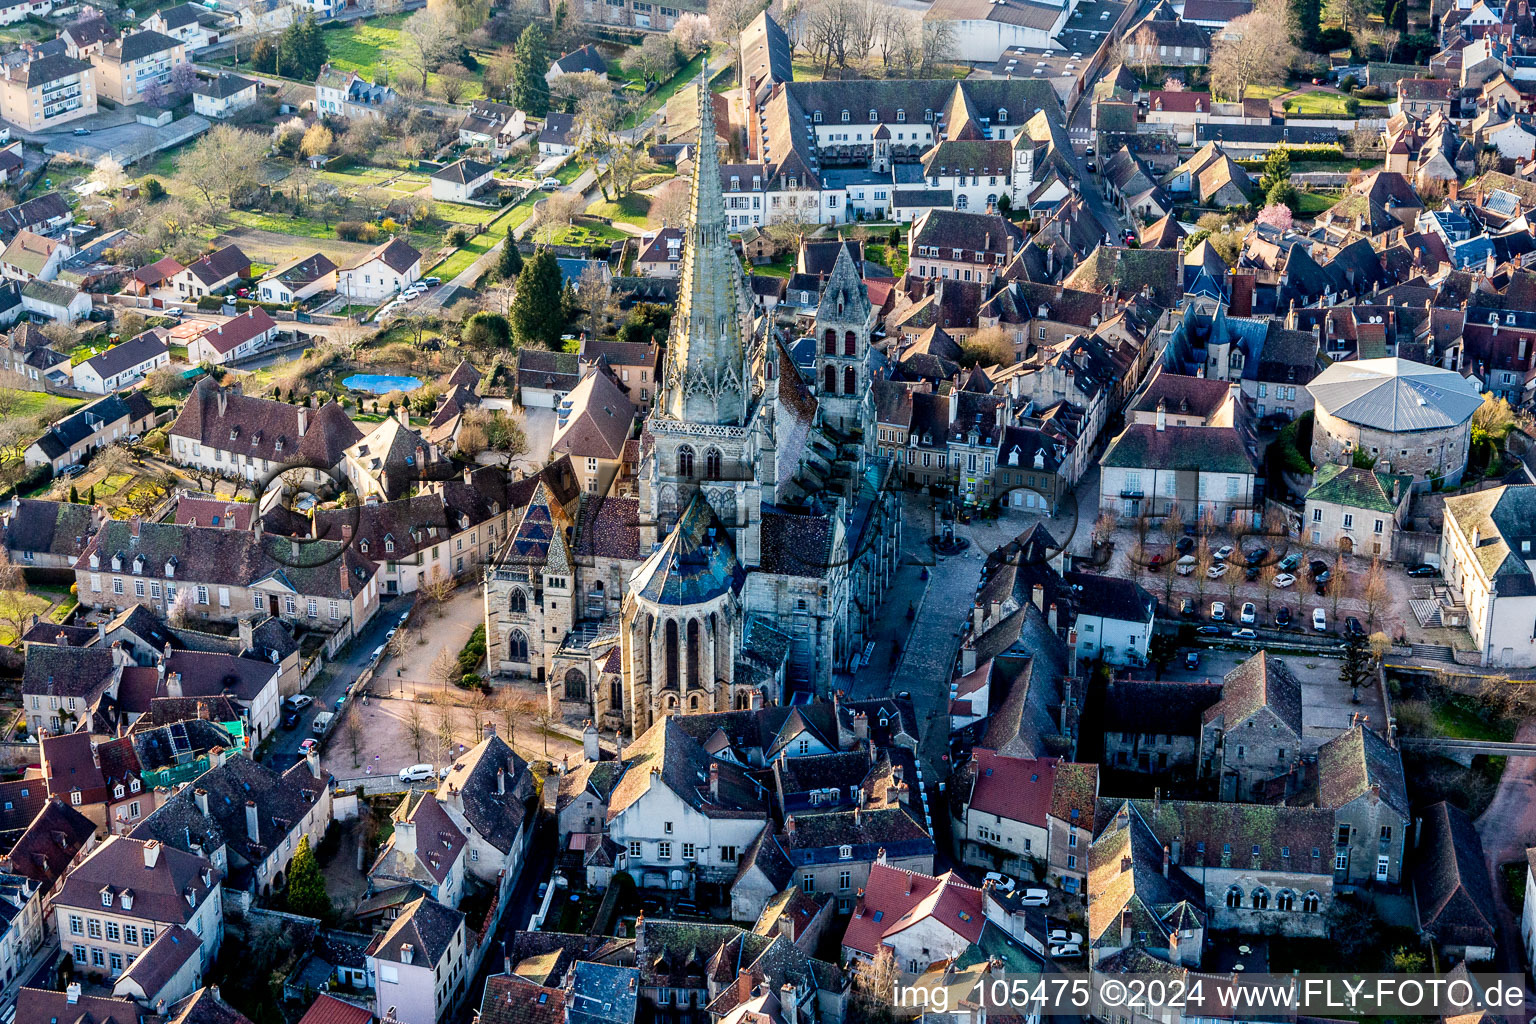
896, 109, 906, 122
789, 176, 797, 189
385, 538, 395, 553
839, 844, 853, 859
229, 428, 239, 440
868, 108, 877, 122
114, 784, 124, 799
101, 890, 113, 907
997, 108, 1008, 123
813, 111, 822, 123
359, 540, 369, 553
165, 559, 176, 578
130, 778, 140, 793
841, 109, 850, 122
924, 109, 933, 121
111, 554, 121, 571
730, 176, 740, 191
89, 553, 99, 569
274, 439, 283, 453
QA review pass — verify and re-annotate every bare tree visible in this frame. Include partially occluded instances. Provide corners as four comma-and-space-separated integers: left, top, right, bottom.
1209, 7, 1296, 102
1194, 545, 1213, 604
549, 70, 609, 109
346, 706, 364, 767
406, 700, 428, 759
399, 8, 458, 91
709, 0, 771, 65
1330, 549, 1349, 622
435, 703, 457, 763
1128, 23, 1159, 79
671, 12, 712, 56
1363, 557, 1388, 630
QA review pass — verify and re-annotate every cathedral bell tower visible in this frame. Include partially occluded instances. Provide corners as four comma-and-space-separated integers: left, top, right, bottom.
811, 243, 877, 437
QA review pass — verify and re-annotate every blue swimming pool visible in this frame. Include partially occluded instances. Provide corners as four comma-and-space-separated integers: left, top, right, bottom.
343, 374, 424, 394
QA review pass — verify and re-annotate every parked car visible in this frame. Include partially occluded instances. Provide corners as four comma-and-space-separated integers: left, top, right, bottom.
674, 900, 701, 917
1176, 555, 1197, 575
1049, 928, 1084, 946
1017, 888, 1049, 906
285, 695, 313, 711
1050, 943, 1082, 958
1211, 601, 1226, 621
1085, 161, 1096, 173
1180, 598, 1196, 617
1212, 545, 1233, 562
1346, 616, 1365, 636
1245, 565, 1262, 581
58, 464, 85, 479
311, 712, 334, 734
1196, 625, 1224, 635
371, 645, 385, 660
1276, 606, 1293, 628
1314, 569, 1331, 585
1278, 553, 1302, 572
424, 276, 442, 286
73, 127, 91, 136
1246, 546, 1269, 565
281, 710, 300, 730
537, 881, 549, 899
399, 763, 435, 782
1185, 651, 1200, 669
334, 694, 346, 710
298, 738, 317, 754
1312, 608, 1327, 631
984, 872, 1015, 893
539, 177, 562, 189
1406, 564, 1439, 577
1272, 573, 1296, 588
1207, 563, 1228, 579
1176, 536, 1195, 555
1240, 602, 1257, 624
1232, 628, 1258, 639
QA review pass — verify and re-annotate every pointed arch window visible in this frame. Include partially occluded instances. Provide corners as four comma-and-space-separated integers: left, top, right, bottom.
510, 589, 527, 614
509, 630, 528, 661
844, 330, 857, 356
677, 444, 695, 478
705, 448, 722, 479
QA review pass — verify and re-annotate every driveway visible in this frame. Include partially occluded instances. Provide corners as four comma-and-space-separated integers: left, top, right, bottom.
1475, 718, 1536, 977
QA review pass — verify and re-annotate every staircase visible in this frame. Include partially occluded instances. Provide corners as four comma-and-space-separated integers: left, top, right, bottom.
1409, 598, 1443, 627
1410, 643, 1457, 664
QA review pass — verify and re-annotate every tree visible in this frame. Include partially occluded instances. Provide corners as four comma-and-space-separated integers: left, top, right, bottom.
711, 0, 771, 66
464, 311, 512, 349
1257, 203, 1294, 230
650, 177, 691, 228
850, 946, 899, 1024
1340, 628, 1370, 702
549, 70, 608, 110
1128, 23, 1159, 79
624, 33, 679, 84
1210, 6, 1296, 102
401, 8, 459, 91
1267, 180, 1300, 213
1330, 549, 1348, 621
1260, 147, 1292, 196
1147, 633, 1177, 679
483, 46, 518, 100
513, 24, 551, 116
1291, 0, 1321, 48
1363, 556, 1387, 630
278, 16, 329, 79
179, 125, 268, 211
959, 327, 1013, 368
574, 263, 612, 339
497, 236, 523, 280
1329, 0, 1373, 34
510, 249, 567, 347
406, 699, 428, 758
301, 123, 334, 159
483, 411, 530, 470
438, 65, 472, 103
285, 835, 332, 919
168, 587, 194, 627
435, 703, 457, 761
91, 154, 127, 191
671, 12, 711, 55
251, 34, 280, 74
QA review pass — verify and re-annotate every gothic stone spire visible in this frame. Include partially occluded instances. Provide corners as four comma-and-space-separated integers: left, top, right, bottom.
659, 67, 751, 426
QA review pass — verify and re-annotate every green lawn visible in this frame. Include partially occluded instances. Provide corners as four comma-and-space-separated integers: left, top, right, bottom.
0, 389, 85, 418
1243, 84, 1289, 100
748, 252, 794, 278
321, 14, 485, 100
426, 201, 531, 280
1296, 190, 1342, 215
0, 590, 52, 646
624, 50, 709, 129
1281, 91, 1354, 117
865, 242, 908, 276
586, 193, 653, 228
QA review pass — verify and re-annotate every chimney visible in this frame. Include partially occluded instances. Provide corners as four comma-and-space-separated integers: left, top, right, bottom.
1048, 603, 1059, 633
1156, 398, 1167, 431
194, 788, 209, 815
245, 800, 259, 844
130, 515, 141, 540
397, 404, 411, 428
782, 983, 798, 1024
1162, 844, 1170, 878
1472, 526, 1480, 547
67, 983, 82, 1005
852, 712, 868, 740
167, 672, 183, 699
497, 768, 506, 795
1032, 583, 1045, 612
1120, 907, 1133, 948
400, 943, 414, 965
905, 871, 913, 895
340, 560, 351, 597
297, 407, 308, 436
709, 762, 720, 801
238, 616, 254, 652
143, 840, 161, 869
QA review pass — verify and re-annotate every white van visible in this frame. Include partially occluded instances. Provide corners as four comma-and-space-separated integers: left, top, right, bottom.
311, 711, 334, 734
1312, 608, 1327, 632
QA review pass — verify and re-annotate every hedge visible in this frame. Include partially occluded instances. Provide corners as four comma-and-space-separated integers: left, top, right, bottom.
195, 295, 294, 314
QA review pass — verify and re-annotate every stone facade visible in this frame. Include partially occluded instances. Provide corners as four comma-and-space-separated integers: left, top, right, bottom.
1310, 406, 1472, 491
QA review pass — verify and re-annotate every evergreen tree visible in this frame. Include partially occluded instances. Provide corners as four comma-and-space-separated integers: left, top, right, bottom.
85, 485, 94, 504
513, 25, 551, 116
1260, 147, 1292, 196
1293, 0, 1322, 49
465, 311, 513, 348
68, 484, 78, 503
285, 835, 332, 919
1340, 630, 1370, 703
509, 249, 566, 347
497, 236, 523, 280
1267, 180, 1300, 213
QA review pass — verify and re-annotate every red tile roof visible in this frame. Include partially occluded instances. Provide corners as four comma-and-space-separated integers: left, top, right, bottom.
968, 750, 1056, 828
297, 994, 375, 1024
843, 862, 985, 958
1149, 90, 1212, 113
193, 308, 276, 355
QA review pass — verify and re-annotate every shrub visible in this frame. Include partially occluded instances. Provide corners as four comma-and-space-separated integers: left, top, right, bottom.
457, 624, 487, 676
142, 177, 166, 200
446, 225, 471, 247
337, 221, 381, 243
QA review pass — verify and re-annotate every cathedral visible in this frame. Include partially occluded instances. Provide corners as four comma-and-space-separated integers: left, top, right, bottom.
483, 76, 902, 738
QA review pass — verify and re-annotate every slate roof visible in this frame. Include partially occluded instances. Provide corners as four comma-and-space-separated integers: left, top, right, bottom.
262, 252, 338, 289
438, 734, 534, 856
117, 924, 200, 1001
1101, 679, 1222, 736
552, 368, 635, 461
607, 717, 767, 823
31, 391, 154, 460
759, 510, 835, 579
367, 895, 464, 964
1204, 651, 1302, 736
22, 643, 116, 700
104, 28, 182, 62
1099, 423, 1256, 475
4, 497, 94, 558
629, 494, 743, 606
170, 377, 361, 466
55, 834, 221, 925
1415, 801, 1497, 950
1307, 357, 1483, 431
1, 798, 95, 887
165, 987, 256, 1024
1129, 367, 1232, 420
181, 244, 249, 286
552, 43, 606, 75
1316, 725, 1409, 818
15, 989, 144, 1024
345, 237, 421, 275
1442, 485, 1536, 591
432, 158, 493, 185
192, 72, 257, 99
1306, 464, 1411, 515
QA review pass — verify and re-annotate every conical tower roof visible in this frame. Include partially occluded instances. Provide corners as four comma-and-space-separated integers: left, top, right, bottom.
660, 70, 751, 426
815, 242, 871, 323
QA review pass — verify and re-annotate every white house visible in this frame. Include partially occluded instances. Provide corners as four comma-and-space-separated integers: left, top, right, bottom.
257, 252, 337, 303
539, 112, 577, 157
546, 44, 606, 84
315, 64, 397, 119
191, 72, 258, 119
20, 280, 90, 321
170, 244, 249, 299
842, 861, 993, 972
0, 0, 54, 26
1, 229, 69, 282
1098, 420, 1258, 524
920, 0, 1075, 62
72, 330, 170, 394
1440, 485, 1536, 668
1065, 570, 1156, 667
429, 159, 494, 202
184, 308, 278, 366
337, 238, 421, 300
142, 4, 223, 50
1482, 118, 1536, 161
367, 897, 470, 1024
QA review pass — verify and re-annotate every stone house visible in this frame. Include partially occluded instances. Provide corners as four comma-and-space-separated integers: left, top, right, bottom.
1198, 652, 1304, 802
